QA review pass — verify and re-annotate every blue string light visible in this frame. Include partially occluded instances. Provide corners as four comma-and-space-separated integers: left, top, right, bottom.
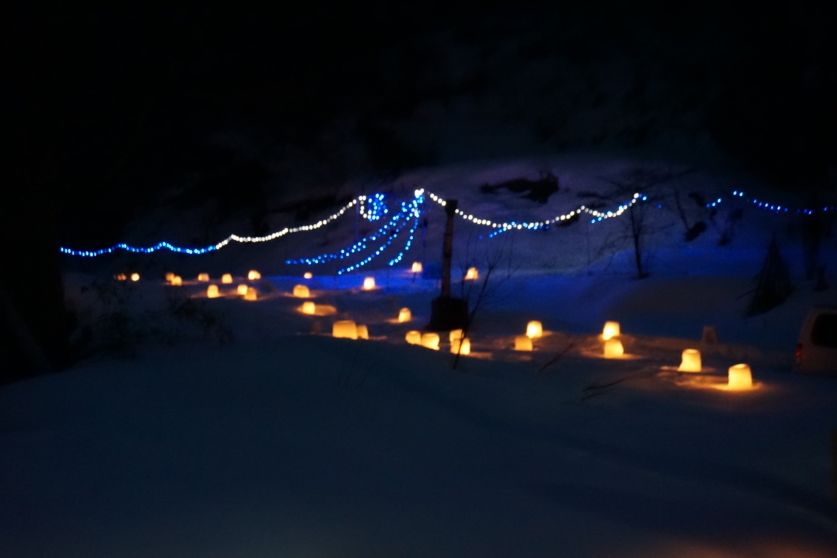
60, 195, 367, 258
59, 186, 833, 260
710, 189, 835, 216
285, 208, 407, 266
359, 193, 389, 221
287, 191, 425, 275
58, 241, 218, 257
338, 195, 424, 274
386, 197, 423, 267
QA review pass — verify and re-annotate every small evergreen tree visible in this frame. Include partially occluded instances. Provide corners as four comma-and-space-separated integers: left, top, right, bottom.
746, 237, 793, 316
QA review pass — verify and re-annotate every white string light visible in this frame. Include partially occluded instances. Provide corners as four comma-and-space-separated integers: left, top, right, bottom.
61, 185, 830, 259
60, 196, 365, 257
426, 191, 644, 227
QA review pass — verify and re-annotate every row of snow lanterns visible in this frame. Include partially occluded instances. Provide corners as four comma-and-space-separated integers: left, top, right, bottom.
121, 259, 458, 287
677, 347, 753, 390
601, 320, 754, 391
411, 261, 479, 282
199, 270, 263, 301
291, 278, 371, 338
405, 328, 471, 354
403, 319, 544, 355
114, 272, 141, 282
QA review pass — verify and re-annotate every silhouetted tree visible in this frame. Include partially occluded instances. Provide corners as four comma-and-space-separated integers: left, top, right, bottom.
746, 237, 793, 316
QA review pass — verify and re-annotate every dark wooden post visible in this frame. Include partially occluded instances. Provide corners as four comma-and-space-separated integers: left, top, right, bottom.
440, 200, 457, 298
429, 199, 468, 331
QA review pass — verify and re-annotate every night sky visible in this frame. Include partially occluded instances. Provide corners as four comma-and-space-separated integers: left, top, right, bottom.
10, 4, 837, 245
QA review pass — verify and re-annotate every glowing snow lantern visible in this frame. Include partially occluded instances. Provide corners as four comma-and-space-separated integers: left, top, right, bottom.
362, 277, 376, 290
303, 271, 313, 279
398, 307, 412, 323
405, 330, 422, 345
302, 301, 316, 315
221, 273, 233, 284
293, 284, 311, 298
526, 320, 543, 339
602, 321, 621, 341
421, 332, 440, 350
411, 261, 423, 273
115, 273, 127, 281
357, 324, 369, 340
604, 338, 624, 358
727, 363, 753, 391
171, 275, 183, 286
244, 287, 258, 301
165, 272, 175, 282
332, 320, 358, 340
465, 266, 479, 281
237, 284, 249, 296
130, 273, 140, 282
678, 349, 702, 373
449, 329, 464, 343
197, 273, 210, 282
514, 335, 533, 351
247, 270, 261, 280
451, 337, 471, 355
206, 285, 220, 299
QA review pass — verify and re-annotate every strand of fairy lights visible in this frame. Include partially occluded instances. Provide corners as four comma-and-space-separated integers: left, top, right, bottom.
706, 190, 835, 215
60, 195, 369, 257
285, 202, 410, 266
358, 193, 388, 221
387, 199, 422, 267
426, 191, 646, 227
288, 190, 425, 275
59, 186, 832, 259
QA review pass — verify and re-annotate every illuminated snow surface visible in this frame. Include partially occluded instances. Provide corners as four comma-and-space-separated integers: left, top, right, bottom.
5, 157, 837, 556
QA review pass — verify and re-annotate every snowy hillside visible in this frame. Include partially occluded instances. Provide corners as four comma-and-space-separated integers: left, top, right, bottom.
5, 155, 837, 557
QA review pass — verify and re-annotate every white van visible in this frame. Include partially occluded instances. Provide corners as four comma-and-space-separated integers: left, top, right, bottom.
795, 306, 837, 374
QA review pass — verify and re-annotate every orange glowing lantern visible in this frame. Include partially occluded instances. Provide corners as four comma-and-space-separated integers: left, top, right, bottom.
303, 271, 313, 279
727, 363, 753, 391
604, 338, 624, 358
398, 307, 412, 323
237, 284, 249, 296
514, 335, 533, 351
244, 287, 258, 301
678, 349, 702, 373
602, 321, 621, 341
221, 273, 233, 284
247, 270, 261, 280
197, 273, 210, 282
332, 320, 358, 340
449, 329, 464, 343
130, 273, 140, 282
465, 267, 479, 281
293, 284, 311, 298
115, 273, 127, 281
302, 301, 316, 315
357, 324, 369, 340
451, 338, 471, 355
362, 277, 376, 290
171, 275, 183, 286
165, 272, 175, 282
411, 261, 423, 273
526, 320, 543, 339
421, 332, 440, 350
206, 285, 220, 299
405, 330, 422, 345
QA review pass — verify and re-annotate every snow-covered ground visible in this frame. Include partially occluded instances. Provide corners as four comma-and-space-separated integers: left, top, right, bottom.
4, 156, 837, 556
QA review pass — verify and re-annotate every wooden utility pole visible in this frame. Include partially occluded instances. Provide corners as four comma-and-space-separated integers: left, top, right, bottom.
440, 200, 457, 297
429, 198, 468, 331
